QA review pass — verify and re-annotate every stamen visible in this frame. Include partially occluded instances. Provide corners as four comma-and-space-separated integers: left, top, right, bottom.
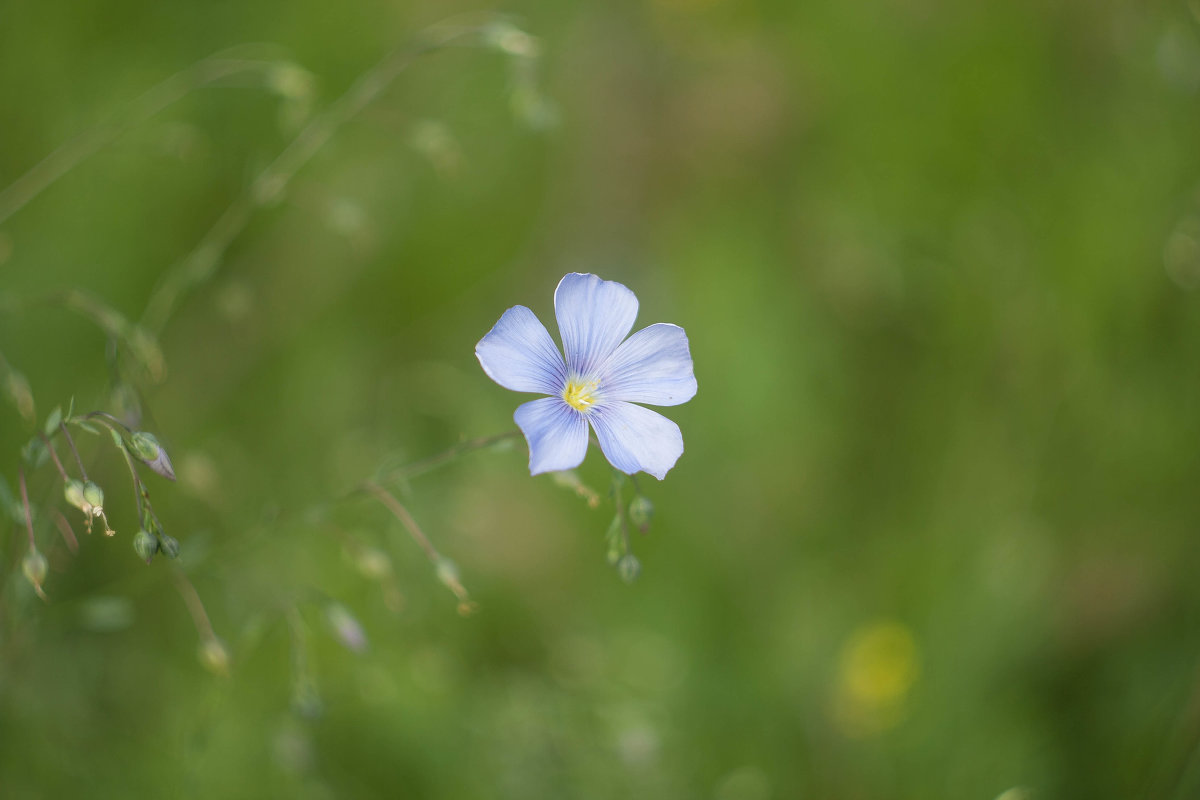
562, 378, 599, 412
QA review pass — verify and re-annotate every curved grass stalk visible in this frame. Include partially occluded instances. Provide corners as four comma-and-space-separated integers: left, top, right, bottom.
139, 17, 510, 334
0, 53, 303, 227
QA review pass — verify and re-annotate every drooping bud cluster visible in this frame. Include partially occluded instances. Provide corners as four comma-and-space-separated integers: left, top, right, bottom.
599, 473, 656, 583
132, 505, 180, 564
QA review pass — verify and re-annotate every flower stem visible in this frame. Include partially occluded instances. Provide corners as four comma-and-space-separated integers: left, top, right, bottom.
51, 509, 79, 554
140, 19, 502, 334
376, 430, 522, 484
59, 422, 89, 480
612, 471, 631, 556
0, 54, 301, 227
360, 480, 440, 563
171, 566, 216, 641
38, 433, 70, 482
84, 410, 132, 433
18, 467, 35, 551
84, 412, 144, 516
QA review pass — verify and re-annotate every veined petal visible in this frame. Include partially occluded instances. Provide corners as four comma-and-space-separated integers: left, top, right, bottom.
589, 401, 684, 480
554, 273, 638, 378
514, 397, 589, 475
476, 306, 566, 394
601, 323, 697, 407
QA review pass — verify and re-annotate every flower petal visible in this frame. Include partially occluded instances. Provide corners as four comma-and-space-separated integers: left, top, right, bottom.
514, 397, 590, 475
476, 306, 566, 394
600, 323, 697, 407
588, 401, 684, 480
554, 273, 639, 378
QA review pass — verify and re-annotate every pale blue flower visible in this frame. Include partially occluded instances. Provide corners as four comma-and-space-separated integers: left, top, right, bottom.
476, 273, 697, 479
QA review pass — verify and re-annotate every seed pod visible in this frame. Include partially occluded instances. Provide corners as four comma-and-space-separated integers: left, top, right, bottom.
158, 534, 181, 560
132, 530, 158, 563
628, 495, 654, 533
617, 554, 641, 584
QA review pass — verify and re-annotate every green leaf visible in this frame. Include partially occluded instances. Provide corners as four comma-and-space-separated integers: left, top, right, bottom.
43, 405, 62, 437
0, 474, 22, 525
21, 436, 48, 469
109, 427, 126, 450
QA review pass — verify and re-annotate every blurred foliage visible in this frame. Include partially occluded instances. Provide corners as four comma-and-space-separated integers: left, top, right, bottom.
3, 0, 1200, 798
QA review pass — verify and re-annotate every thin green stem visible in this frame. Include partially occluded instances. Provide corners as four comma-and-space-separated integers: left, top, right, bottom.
360, 480, 440, 563
18, 467, 35, 550
84, 410, 132, 433
140, 20, 499, 334
612, 471, 631, 556
0, 290, 163, 383
83, 412, 143, 516
121, 449, 147, 521
0, 56, 301, 227
375, 430, 522, 484
59, 422, 88, 480
38, 434, 70, 482
50, 509, 79, 554
171, 566, 216, 641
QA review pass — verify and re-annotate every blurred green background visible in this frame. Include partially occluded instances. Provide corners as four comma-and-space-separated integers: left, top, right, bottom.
3, 0, 1200, 797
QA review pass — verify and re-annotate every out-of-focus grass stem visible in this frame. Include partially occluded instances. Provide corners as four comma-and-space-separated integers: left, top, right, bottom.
0, 56, 299, 227
140, 18, 505, 334
375, 430, 521, 484
361, 479, 440, 563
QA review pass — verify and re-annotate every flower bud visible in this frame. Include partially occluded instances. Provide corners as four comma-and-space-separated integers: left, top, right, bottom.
158, 534, 181, 559
127, 431, 176, 481
435, 557, 472, 607
435, 557, 462, 592
617, 554, 641, 584
325, 603, 368, 654
604, 515, 622, 565
354, 547, 393, 580
22, 549, 48, 592
133, 529, 158, 563
628, 495, 654, 533
64, 479, 87, 511
199, 636, 231, 677
127, 431, 160, 461
267, 63, 313, 101
291, 680, 322, 719
482, 21, 539, 57
82, 481, 104, 515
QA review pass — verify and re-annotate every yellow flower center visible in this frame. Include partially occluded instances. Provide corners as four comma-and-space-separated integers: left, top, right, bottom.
562, 378, 599, 412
